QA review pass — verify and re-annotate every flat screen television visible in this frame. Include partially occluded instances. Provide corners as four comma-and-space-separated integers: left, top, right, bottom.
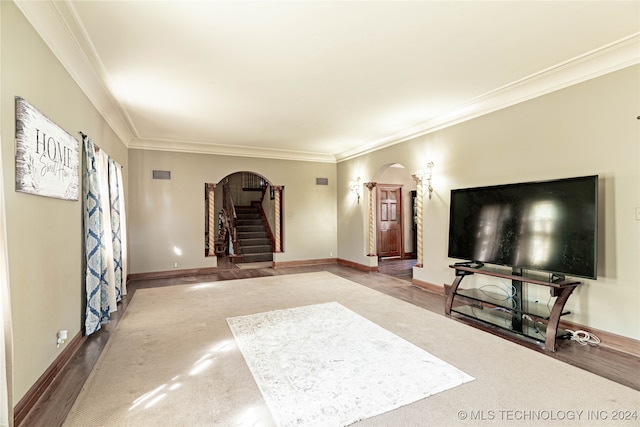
447, 175, 598, 279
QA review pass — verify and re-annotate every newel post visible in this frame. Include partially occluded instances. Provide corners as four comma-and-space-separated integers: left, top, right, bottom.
207, 183, 217, 257
273, 185, 283, 252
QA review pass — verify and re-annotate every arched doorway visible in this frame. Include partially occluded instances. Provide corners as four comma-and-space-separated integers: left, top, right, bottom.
371, 163, 417, 281
372, 163, 417, 260
205, 171, 282, 271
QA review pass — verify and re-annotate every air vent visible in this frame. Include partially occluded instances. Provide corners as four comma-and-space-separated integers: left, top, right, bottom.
152, 170, 171, 180
316, 178, 328, 185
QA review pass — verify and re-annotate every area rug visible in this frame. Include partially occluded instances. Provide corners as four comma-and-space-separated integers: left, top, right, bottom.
227, 301, 474, 427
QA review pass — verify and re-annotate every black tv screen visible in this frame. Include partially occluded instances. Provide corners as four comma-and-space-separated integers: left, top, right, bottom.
448, 175, 598, 279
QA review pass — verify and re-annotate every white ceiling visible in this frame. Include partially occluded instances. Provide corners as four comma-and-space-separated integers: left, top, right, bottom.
16, 1, 640, 163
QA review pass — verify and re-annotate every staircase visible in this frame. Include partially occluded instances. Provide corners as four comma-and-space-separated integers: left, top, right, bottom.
235, 206, 273, 263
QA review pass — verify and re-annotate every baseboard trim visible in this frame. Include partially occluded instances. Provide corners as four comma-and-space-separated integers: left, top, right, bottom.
14, 331, 85, 427
127, 266, 218, 282
273, 258, 336, 268
337, 258, 379, 272
558, 319, 640, 357
411, 278, 445, 295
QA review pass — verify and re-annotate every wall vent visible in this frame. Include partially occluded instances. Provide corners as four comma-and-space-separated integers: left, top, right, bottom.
316, 178, 328, 185
152, 170, 171, 180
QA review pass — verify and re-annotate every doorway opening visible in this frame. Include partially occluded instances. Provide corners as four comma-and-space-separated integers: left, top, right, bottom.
205, 171, 281, 271
374, 163, 417, 260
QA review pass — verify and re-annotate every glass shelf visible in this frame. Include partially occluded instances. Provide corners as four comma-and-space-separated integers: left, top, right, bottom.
450, 304, 571, 342
446, 264, 581, 351
454, 288, 570, 320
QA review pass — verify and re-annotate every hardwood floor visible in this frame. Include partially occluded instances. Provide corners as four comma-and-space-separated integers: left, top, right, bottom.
18, 260, 639, 426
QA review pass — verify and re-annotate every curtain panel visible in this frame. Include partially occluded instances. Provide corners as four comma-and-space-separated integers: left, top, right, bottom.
82, 135, 127, 335
108, 158, 127, 300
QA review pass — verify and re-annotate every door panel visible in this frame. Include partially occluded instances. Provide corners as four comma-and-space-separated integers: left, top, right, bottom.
377, 185, 403, 257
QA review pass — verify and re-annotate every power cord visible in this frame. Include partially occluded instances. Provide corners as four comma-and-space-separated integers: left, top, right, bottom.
478, 284, 517, 309
522, 314, 545, 338
565, 329, 601, 346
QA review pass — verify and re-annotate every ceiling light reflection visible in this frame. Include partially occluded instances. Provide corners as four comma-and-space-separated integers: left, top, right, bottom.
211, 339, 234, 353
236, 404, 262, 426
189, 358, 213, 376
144, 392, 167, 409
189, 283, 216, 291
130, 384, 167, 411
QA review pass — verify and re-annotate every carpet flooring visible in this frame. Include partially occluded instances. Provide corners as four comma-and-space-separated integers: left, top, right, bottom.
63, 272, 639, 426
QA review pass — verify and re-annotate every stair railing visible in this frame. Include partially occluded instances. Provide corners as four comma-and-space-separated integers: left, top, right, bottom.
222, 181, 238, 255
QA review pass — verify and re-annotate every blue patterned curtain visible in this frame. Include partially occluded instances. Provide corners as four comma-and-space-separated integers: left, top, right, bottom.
108, 158, 125, 302
82, 135, 110, 335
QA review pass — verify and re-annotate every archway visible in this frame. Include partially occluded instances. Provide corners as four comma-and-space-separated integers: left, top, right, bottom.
370, 163, 418, 260
368, 163, 417, 281
205, 171, 282, 271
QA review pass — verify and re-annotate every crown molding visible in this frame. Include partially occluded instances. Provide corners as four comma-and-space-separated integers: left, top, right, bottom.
129, 139, 337, 163
335, 33, 640, 162
14, 0, 135, 147
15, 1, 638, 164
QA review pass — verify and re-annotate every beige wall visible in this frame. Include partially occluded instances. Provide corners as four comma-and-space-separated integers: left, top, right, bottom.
128, 149, 337, 273
1, 2, 128, 401
338, 65, 640, 341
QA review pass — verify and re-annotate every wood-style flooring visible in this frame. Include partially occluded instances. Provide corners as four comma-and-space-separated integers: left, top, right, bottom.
19, 259, 639, 427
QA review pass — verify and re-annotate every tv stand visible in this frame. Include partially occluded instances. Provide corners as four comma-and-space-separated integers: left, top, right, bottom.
445, 265, 582, 351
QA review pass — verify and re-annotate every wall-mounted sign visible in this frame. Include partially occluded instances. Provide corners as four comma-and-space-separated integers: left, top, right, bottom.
15, 97, 79, 201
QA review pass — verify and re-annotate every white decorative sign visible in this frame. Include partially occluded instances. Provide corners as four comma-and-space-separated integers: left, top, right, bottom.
15, 97, 79, 201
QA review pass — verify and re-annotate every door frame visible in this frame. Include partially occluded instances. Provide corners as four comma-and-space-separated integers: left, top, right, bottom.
376, 184, 404, 258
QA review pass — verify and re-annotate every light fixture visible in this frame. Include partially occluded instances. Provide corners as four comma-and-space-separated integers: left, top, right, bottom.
414, 162, 435, 199
349, 177, 361, 203
426, 162, 434, 199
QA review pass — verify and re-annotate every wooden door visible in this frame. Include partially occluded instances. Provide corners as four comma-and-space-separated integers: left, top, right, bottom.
377, 185, 403, 257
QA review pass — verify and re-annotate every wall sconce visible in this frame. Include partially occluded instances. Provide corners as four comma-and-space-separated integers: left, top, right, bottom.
426, 162, 434, 199
349, 177, 361, 203
414, 162, 435, 199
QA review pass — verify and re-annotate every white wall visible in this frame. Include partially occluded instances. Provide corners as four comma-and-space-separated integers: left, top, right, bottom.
128, 149, 337, 273
1, 2, 128, 401
337, 65, 640, 341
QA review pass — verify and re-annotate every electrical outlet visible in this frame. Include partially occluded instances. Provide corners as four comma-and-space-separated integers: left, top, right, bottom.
174, 262, 178, 268
57, 330, 68, 347
636, 207, 640, 221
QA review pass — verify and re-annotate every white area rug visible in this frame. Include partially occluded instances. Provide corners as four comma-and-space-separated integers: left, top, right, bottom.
227, 301, 474, 427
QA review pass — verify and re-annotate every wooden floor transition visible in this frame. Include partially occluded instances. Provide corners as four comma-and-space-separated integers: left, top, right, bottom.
19, 259, 640, 427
